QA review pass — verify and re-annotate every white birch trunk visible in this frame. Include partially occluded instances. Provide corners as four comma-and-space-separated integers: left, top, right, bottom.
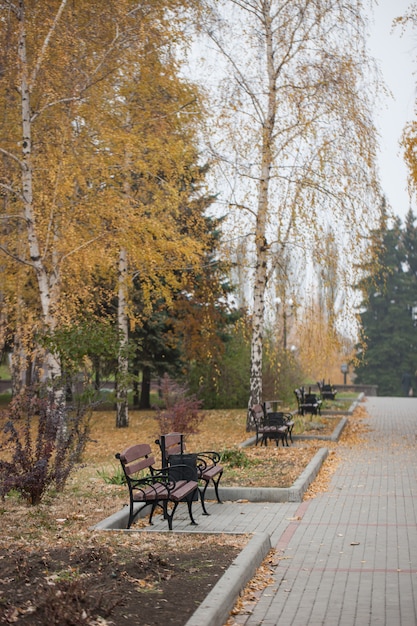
116, 247, 129, 428
18, 6, 62, 388
247, 6, 276, 427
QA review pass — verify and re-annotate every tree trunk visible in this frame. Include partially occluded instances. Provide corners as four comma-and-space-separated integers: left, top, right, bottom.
93, 356, 101, 391
247, 6, 275, 429
248, 237, 269, 416
139, 365, 151, 409
132, 368, 140, 408
18, 8, 63, 396
116, 247, 129, 428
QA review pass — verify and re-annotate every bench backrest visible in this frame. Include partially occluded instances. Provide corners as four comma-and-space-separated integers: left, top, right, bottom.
294, 388, 303, 405
116, 443, 155, 478
156, 433, 185, 467
250, 404, 265, 426
267, 412, 291, 427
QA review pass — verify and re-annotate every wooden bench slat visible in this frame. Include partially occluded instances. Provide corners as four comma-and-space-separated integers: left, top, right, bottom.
201, 464, 223, 480
170, 480, 199, 501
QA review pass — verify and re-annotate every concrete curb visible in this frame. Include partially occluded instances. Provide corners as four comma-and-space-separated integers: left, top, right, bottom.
93, 506, 130, 531
294, 416, 348, 442
204, 446, 328, 503
184, 532, 271, 626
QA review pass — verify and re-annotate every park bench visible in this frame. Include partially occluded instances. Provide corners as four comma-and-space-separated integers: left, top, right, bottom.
317, 379, 338, 401
250, 404, 288, 447
155, 433, 223, 516
294, 388, 322, 416
263, 402, 295, 445
115, 443, 199, 530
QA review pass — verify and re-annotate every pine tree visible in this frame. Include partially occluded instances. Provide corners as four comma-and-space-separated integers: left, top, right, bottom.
355, 212, 417, 396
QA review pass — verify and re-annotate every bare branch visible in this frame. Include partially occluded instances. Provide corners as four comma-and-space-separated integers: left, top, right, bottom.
58, 232, 110, 265
228, 202, 257, 218
0, 1, 20, 17
0, 182, 23, 201
0, 243, 35, 268
0, 147, 24, 169
29, 0, 68, 90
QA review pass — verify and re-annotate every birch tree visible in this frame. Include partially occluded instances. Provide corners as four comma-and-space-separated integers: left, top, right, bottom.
0, 0, 137, 391
93, 33, 207, 426
0, 0, 205, 417
202, 0, 381, 423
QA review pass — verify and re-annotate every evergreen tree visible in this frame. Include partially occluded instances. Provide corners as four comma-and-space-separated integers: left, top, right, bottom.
355, 211, 417, 396
129, 210, 242, 410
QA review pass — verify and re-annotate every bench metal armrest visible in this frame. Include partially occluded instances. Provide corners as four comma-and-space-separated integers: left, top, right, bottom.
196, 451, 221, 464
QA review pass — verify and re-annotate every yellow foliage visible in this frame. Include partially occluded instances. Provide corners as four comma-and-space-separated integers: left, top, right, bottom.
0, 0, 208, 360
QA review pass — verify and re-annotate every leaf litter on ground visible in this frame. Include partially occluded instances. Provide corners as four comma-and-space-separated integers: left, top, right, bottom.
0, 404, 365, 625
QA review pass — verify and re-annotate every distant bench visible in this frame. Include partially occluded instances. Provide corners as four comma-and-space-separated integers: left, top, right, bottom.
116, 443, 198, 530
317, 380, 338, 401
250, 404, 293, 447
294, 388, 322, 416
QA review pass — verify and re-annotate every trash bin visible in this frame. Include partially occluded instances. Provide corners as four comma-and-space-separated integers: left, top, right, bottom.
168, 453, 198, 501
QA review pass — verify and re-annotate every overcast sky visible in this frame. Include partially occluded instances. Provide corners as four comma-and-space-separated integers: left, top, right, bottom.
367, 0, 416, 220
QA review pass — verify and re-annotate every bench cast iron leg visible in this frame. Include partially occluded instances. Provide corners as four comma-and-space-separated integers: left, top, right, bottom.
199, 484, 211, 515
211, 472, 223, 504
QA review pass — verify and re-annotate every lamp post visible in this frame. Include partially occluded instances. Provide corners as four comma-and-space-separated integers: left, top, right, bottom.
411, 305, 417, 327
341, 363, 348, 385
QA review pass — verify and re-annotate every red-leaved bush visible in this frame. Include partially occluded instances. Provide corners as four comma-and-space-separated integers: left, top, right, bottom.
154, 375, 204, 435
0, 387, 92, 505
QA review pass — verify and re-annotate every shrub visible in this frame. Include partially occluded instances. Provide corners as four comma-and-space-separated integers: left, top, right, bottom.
0, 386, 92, 504
154, 375, 204, 434
220, 448, 254, 468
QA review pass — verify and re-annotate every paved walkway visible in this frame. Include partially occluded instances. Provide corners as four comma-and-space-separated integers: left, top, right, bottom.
237, 396, 417, 626
140, 397, 417, 625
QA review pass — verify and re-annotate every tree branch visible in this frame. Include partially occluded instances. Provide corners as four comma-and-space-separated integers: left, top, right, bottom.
29, 0, 68, 90
0, 182, 23, 201
0, 243, 35, 268
58, 232, 110, 265
0, 147, 24, 169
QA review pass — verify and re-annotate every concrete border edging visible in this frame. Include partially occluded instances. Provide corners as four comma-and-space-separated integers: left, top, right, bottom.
289, 446, 328, 500
293, 416, 348, 442
184, 532, 271, 626
178, 446, 328, 505
93, 506, 130, 531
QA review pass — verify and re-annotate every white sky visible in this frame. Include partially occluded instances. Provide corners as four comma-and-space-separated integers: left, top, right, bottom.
367, 0, 416, 220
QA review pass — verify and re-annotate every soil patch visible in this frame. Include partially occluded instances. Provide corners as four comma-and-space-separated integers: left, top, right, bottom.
294, 415, 341, 437
0, 535, 245, 626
